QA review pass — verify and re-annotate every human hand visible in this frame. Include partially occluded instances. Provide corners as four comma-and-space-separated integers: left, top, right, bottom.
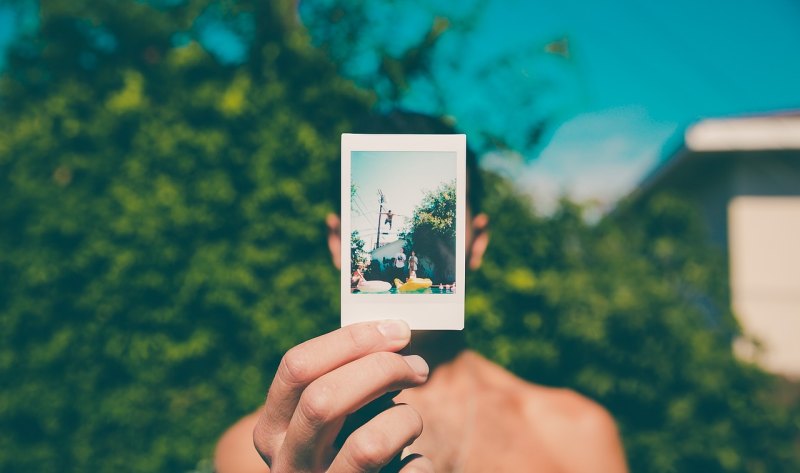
253, 320, 434, 472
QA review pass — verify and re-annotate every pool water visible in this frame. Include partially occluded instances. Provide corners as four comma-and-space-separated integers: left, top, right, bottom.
354, 287, 455, 294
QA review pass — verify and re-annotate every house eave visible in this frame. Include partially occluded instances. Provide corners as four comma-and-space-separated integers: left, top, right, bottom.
686, 115, 800, 152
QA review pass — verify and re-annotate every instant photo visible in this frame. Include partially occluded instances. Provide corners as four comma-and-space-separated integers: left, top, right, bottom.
341, 134, 466, 330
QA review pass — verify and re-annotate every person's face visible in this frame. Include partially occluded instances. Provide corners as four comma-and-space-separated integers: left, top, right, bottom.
326, 207, 489, 271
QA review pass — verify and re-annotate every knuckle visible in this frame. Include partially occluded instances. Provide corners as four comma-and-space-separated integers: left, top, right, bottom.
277, 347, 312, 386
371, 351, 406, 378
298, 384, 335, 426
348, 430, 392, 469
388, 404, 424, 440
400, 406, 424, 437
252, 431, 274, 467
346, 323, 378, 352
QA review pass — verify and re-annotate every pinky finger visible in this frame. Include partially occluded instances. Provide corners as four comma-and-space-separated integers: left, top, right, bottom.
328, 404, 423, 473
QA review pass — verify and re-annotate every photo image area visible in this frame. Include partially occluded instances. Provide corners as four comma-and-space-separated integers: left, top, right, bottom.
341, 134, 466, 330
350, 150, 457, 294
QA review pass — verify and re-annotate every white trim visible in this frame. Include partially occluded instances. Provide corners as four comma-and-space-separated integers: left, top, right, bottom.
686, 115, 800, 151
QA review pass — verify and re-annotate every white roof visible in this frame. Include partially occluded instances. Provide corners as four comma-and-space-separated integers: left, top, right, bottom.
685, 114, 800, 152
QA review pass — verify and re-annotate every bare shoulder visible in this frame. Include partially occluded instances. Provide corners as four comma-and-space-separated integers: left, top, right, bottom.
468, 352, 618, 435
467, 353, 627, 473
214, 411, 269, 473
523, 384, 616, 437
519, 383, 628, 473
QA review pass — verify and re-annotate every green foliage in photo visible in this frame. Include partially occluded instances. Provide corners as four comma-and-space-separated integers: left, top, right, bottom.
350, 230, 367, 273
401, 180, 456, 282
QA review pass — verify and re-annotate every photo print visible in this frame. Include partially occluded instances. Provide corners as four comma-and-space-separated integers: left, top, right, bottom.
341, 134, 466, 330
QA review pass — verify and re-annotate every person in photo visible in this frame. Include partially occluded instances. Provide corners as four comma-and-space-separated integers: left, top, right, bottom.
394, 248, 407, 280
383, 209, 394, 229
351, 262, 366, 289
408, 250, 419, 279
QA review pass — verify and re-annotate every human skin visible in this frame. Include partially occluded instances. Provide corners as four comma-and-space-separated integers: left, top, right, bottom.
215, 212, 628, 473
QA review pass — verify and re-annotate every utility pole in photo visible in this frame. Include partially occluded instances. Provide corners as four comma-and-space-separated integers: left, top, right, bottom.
375, 189, 385, 250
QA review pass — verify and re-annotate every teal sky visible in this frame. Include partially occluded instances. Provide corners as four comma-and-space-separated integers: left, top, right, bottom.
472, 0, 800, 211
302, 0, 800, 212
351, 151, 456, 249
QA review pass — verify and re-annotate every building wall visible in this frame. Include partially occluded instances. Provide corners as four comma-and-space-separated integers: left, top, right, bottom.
370, 239, 406, 263
729, 196, 800, 378
638, 148, 800, 378
640, 150, 800, 247
732, 152, 800, 197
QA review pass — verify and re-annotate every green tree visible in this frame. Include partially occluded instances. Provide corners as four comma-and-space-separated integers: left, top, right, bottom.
350, 230, 366, 273
401, 180, 455, 282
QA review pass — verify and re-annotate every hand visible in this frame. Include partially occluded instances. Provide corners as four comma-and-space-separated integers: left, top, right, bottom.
253, 320, 434, 472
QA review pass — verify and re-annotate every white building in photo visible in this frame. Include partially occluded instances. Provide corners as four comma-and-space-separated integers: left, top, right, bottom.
634, 112, 800, 379
369, 239, 407, 272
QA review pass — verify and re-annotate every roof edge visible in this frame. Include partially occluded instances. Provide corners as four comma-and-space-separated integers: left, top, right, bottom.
686, 112, 800, 152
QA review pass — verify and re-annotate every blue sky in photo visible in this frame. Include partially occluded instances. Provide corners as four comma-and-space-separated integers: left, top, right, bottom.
351, 151, 456, 249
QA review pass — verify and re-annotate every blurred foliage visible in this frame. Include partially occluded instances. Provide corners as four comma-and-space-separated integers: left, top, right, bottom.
0, 0, 371, 471
0, 1, 798, 472
468, 176, 800, 472
298, 0, 580, 156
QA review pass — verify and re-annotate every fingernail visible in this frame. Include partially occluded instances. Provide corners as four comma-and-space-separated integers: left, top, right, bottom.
377, 320, 410, 342
403, 355, 429, 377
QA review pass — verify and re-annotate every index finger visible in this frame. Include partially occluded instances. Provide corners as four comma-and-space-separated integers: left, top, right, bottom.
255, 320, 411, 439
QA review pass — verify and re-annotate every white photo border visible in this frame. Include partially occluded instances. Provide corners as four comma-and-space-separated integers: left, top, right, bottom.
341, 134, 466, 330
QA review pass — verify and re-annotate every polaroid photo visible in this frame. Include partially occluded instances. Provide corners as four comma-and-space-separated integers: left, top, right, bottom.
341, 134, 466, 330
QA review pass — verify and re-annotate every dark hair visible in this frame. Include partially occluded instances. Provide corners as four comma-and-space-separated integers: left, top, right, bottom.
340, 110, 484, 213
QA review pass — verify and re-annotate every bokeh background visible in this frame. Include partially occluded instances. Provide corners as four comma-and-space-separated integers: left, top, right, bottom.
1, 1, 799, 472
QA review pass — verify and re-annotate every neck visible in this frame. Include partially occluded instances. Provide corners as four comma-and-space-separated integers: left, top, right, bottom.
406, 330, 467, 370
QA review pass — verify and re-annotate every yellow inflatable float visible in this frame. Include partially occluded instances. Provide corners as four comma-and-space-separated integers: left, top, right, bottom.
394, 277, 433, 292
